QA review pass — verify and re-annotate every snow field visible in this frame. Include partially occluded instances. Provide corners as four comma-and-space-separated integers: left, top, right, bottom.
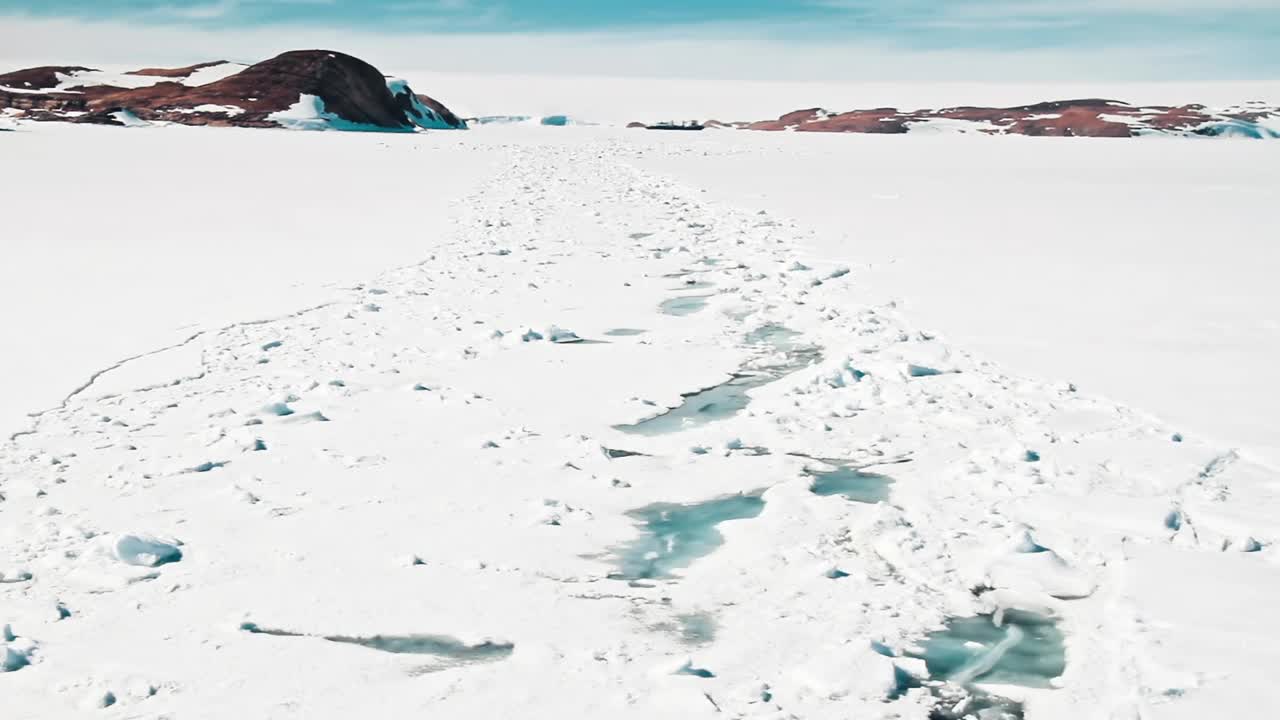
0, 127, 1276, 718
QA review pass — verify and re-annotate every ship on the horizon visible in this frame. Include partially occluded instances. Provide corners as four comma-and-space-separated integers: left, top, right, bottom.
644, 120, 705, 131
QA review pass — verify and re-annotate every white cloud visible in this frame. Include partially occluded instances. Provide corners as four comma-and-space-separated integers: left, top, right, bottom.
0, 12, 1272, 84
1065, 0, 1278, 10
152, 1, 240, 21
814, 0, 1280, 13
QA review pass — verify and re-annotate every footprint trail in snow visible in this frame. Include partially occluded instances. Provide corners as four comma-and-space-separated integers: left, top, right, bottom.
1, 138, 1276, 719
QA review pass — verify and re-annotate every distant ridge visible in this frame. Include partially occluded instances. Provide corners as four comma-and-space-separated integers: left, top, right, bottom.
0, 50, 466, 132
631, 99, 1280, 138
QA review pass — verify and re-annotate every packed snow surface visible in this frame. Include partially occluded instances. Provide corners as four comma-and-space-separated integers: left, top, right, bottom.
1, 121, 1277, 719
636, 132, 1280, 465
0, 123, 496, 441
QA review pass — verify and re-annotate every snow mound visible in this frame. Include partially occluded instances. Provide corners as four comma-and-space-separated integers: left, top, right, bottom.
0, 625, 37, 672
182, 62, 249, 87
791, 644, 899, 700
189, 104, 244, 116
0, 568, 33, 583
988, 549, 1095, 600
112, 534, 183, 567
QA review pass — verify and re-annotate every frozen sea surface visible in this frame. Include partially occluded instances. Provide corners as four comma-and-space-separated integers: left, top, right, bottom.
806, 465, 893, 504
909, 611, 1066, 688
1, 121, 1276, 720
613, 493, 766, 580
637, 132, 1280, 464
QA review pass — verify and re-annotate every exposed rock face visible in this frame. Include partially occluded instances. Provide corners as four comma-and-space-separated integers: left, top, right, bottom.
637, 99, 1279, 138
0, 50, 466, 132
126, 61, 229, 78
410, 93, 464, 129
0, 66, 97, 91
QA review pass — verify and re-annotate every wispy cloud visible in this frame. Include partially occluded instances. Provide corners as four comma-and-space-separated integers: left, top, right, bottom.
150, 0, 238, 20
0, 0, 506, 30
0, 0, 1276, 81
813, 0, 1280, 14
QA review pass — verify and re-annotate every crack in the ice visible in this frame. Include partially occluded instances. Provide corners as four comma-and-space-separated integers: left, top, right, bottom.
239, 622, 514, 664
7, 301, 340, 443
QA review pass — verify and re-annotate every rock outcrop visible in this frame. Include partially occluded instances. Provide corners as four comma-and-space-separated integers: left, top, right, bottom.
0, 66, 98, 91
0, 50, 466, 132
633, 99, 1279, 138
126, 61, 230, 79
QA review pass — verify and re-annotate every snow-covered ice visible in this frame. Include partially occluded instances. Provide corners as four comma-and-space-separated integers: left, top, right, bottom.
397, 73, 1280, 127
0, 123, 496, 441
1, 120, 1277, 718
636, 131, 1280, 465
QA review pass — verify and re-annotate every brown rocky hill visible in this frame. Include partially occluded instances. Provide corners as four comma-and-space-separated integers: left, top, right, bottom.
126, 61, 230, 79
0, 66, 99, 91
635, 99, 1279, 138
0, 50, 465, 131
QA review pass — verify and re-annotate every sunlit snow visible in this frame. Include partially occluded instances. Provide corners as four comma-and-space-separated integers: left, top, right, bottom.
0, 118, 1276, 720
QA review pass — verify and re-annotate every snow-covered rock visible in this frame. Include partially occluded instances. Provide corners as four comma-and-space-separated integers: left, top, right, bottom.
0, 50, 466, 132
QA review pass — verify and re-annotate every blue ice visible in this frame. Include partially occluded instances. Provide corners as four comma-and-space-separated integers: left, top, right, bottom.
614, 492, 766, 580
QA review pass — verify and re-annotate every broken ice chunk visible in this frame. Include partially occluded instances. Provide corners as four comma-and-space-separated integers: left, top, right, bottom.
546, 326, 583, 344
113, 535, 183, 567
0, 625, 37, 672
0, 568, 33, 584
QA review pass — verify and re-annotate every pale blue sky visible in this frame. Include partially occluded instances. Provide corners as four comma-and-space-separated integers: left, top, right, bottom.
2, 0, 1277, 80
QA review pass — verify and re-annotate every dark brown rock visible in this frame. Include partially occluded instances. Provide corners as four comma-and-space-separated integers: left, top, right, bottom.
724, 97, 1277, 138
0, 66, 97, 90
412, 93, 463, 129
126, 61, 229, 78
0, 50, 466, 131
